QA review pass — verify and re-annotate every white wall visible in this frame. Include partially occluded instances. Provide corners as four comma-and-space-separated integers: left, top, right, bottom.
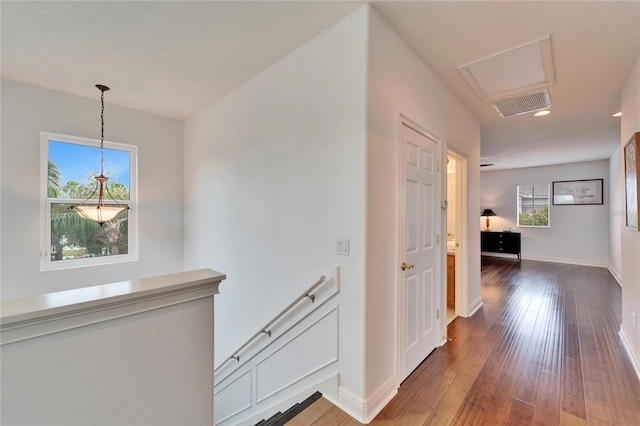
1, 80, 185, 300
184, 6, 369, 404
619, 55, 640, 372
366, 7, 481, 398
481, 161, 610, 266
185, 5, 482, 417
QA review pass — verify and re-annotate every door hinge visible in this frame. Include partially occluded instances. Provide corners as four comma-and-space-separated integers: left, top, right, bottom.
436, 159, 440, 172
436, 309, 440, 319
436, 234, 440, 244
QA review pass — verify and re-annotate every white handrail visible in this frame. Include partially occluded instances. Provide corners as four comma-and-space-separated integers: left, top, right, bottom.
216, 275, 326, 370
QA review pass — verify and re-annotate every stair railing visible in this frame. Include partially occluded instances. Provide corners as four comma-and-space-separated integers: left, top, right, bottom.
216, 274, 326, 371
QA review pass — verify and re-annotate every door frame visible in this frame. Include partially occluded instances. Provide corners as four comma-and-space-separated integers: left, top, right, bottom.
395, 116, 444, 384
443, 149, 470, 341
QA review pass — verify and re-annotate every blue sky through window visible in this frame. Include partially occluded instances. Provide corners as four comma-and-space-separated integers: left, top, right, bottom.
49, 140, 130, 187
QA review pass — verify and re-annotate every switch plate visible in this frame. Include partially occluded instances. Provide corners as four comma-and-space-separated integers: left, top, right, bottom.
336, 238, 350, 256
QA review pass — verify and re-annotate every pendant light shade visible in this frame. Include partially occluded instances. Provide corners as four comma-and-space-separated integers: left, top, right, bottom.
72, 85, 129, 226
74, 205, 126, 223
73, 175, 126, 223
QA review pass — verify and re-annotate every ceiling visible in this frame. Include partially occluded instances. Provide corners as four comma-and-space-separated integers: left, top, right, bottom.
2, 1, 639, 171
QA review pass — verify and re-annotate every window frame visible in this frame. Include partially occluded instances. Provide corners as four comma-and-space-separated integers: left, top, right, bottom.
40, 131, 138, 271
516, 183, 551, 228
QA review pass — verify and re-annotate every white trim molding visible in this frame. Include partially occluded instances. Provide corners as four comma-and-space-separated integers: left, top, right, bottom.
619, 324, 640, 382
364, 376, 397, 423
608, 266, 623, 287
1, 269, 224, 344
332, 375, 396, 424
333, 385, 366, 422
468, 296, 483, 317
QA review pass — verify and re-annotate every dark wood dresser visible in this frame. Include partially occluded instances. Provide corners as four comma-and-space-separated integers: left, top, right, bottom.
481, 231, 521, 262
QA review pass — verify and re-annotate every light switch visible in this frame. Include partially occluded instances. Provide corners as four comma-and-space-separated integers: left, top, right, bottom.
336, 238, 350, 255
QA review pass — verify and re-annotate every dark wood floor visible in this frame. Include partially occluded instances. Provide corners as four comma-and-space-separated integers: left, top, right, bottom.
291, 257, 640, 425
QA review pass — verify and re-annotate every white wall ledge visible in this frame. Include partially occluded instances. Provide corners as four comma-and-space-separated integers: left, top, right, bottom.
1, 268, 225, 344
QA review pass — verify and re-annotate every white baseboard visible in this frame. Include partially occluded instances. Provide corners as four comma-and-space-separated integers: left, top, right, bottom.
329, 376, 397, 424
482, 253, 608, 268
480, 252, 521, 262
467, 296, 483, 317
363, 376, 397, 423
518, 255, 608, 268
331, 386, 365, 423
608, 266, 623, 287
619, 324, 640, 382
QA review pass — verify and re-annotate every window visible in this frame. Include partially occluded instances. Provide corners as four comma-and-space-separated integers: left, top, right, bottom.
41, 132, 137, 270
517, 184, 550, 227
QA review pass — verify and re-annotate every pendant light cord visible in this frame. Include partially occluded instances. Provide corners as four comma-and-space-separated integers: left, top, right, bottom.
100, 88, 105, 176
95, 84, 109, 176
72, 84, 127, 226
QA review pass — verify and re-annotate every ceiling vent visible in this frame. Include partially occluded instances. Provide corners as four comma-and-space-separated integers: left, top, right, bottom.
492, 90, 552, 117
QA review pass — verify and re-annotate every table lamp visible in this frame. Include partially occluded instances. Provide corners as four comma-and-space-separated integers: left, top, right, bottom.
482, 209, 497, 232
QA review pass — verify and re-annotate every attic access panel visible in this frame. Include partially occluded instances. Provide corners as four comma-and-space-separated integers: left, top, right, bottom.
458, 36, 555, 101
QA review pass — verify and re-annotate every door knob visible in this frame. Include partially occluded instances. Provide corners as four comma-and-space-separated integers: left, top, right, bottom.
401, 262, 415, 271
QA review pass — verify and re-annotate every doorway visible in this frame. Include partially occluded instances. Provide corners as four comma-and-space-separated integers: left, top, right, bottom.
446, 154, 458, 324
445, 150, 467, 327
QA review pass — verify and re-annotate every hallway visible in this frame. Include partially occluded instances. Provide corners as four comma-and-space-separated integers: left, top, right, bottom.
292, 257, 640, 425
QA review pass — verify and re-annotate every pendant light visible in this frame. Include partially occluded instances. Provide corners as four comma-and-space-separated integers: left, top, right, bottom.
72, 84, 129, 226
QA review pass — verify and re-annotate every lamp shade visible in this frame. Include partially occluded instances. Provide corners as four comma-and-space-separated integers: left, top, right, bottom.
482, 209, 497, 217
74, 204, 127, 224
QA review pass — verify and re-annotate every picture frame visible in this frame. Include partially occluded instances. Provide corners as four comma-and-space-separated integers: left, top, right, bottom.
624, 132, 640, 230
552, 178, 603, 205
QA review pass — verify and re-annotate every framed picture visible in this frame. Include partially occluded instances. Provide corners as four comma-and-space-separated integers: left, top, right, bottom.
624, 132, 640, 230
552, 179, 603, 205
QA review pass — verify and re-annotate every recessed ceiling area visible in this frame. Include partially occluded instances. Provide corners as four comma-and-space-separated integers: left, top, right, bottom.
1, 1, 639, 171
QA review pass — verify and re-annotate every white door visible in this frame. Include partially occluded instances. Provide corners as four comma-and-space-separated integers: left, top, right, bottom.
401, 124, 440, 381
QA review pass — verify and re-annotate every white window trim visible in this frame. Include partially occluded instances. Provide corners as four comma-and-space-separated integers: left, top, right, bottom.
40, 131, 138, 271
516, 183, 551, 228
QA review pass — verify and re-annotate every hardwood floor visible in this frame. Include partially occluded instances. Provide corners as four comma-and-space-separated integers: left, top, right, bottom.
292, 257, 640, 425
